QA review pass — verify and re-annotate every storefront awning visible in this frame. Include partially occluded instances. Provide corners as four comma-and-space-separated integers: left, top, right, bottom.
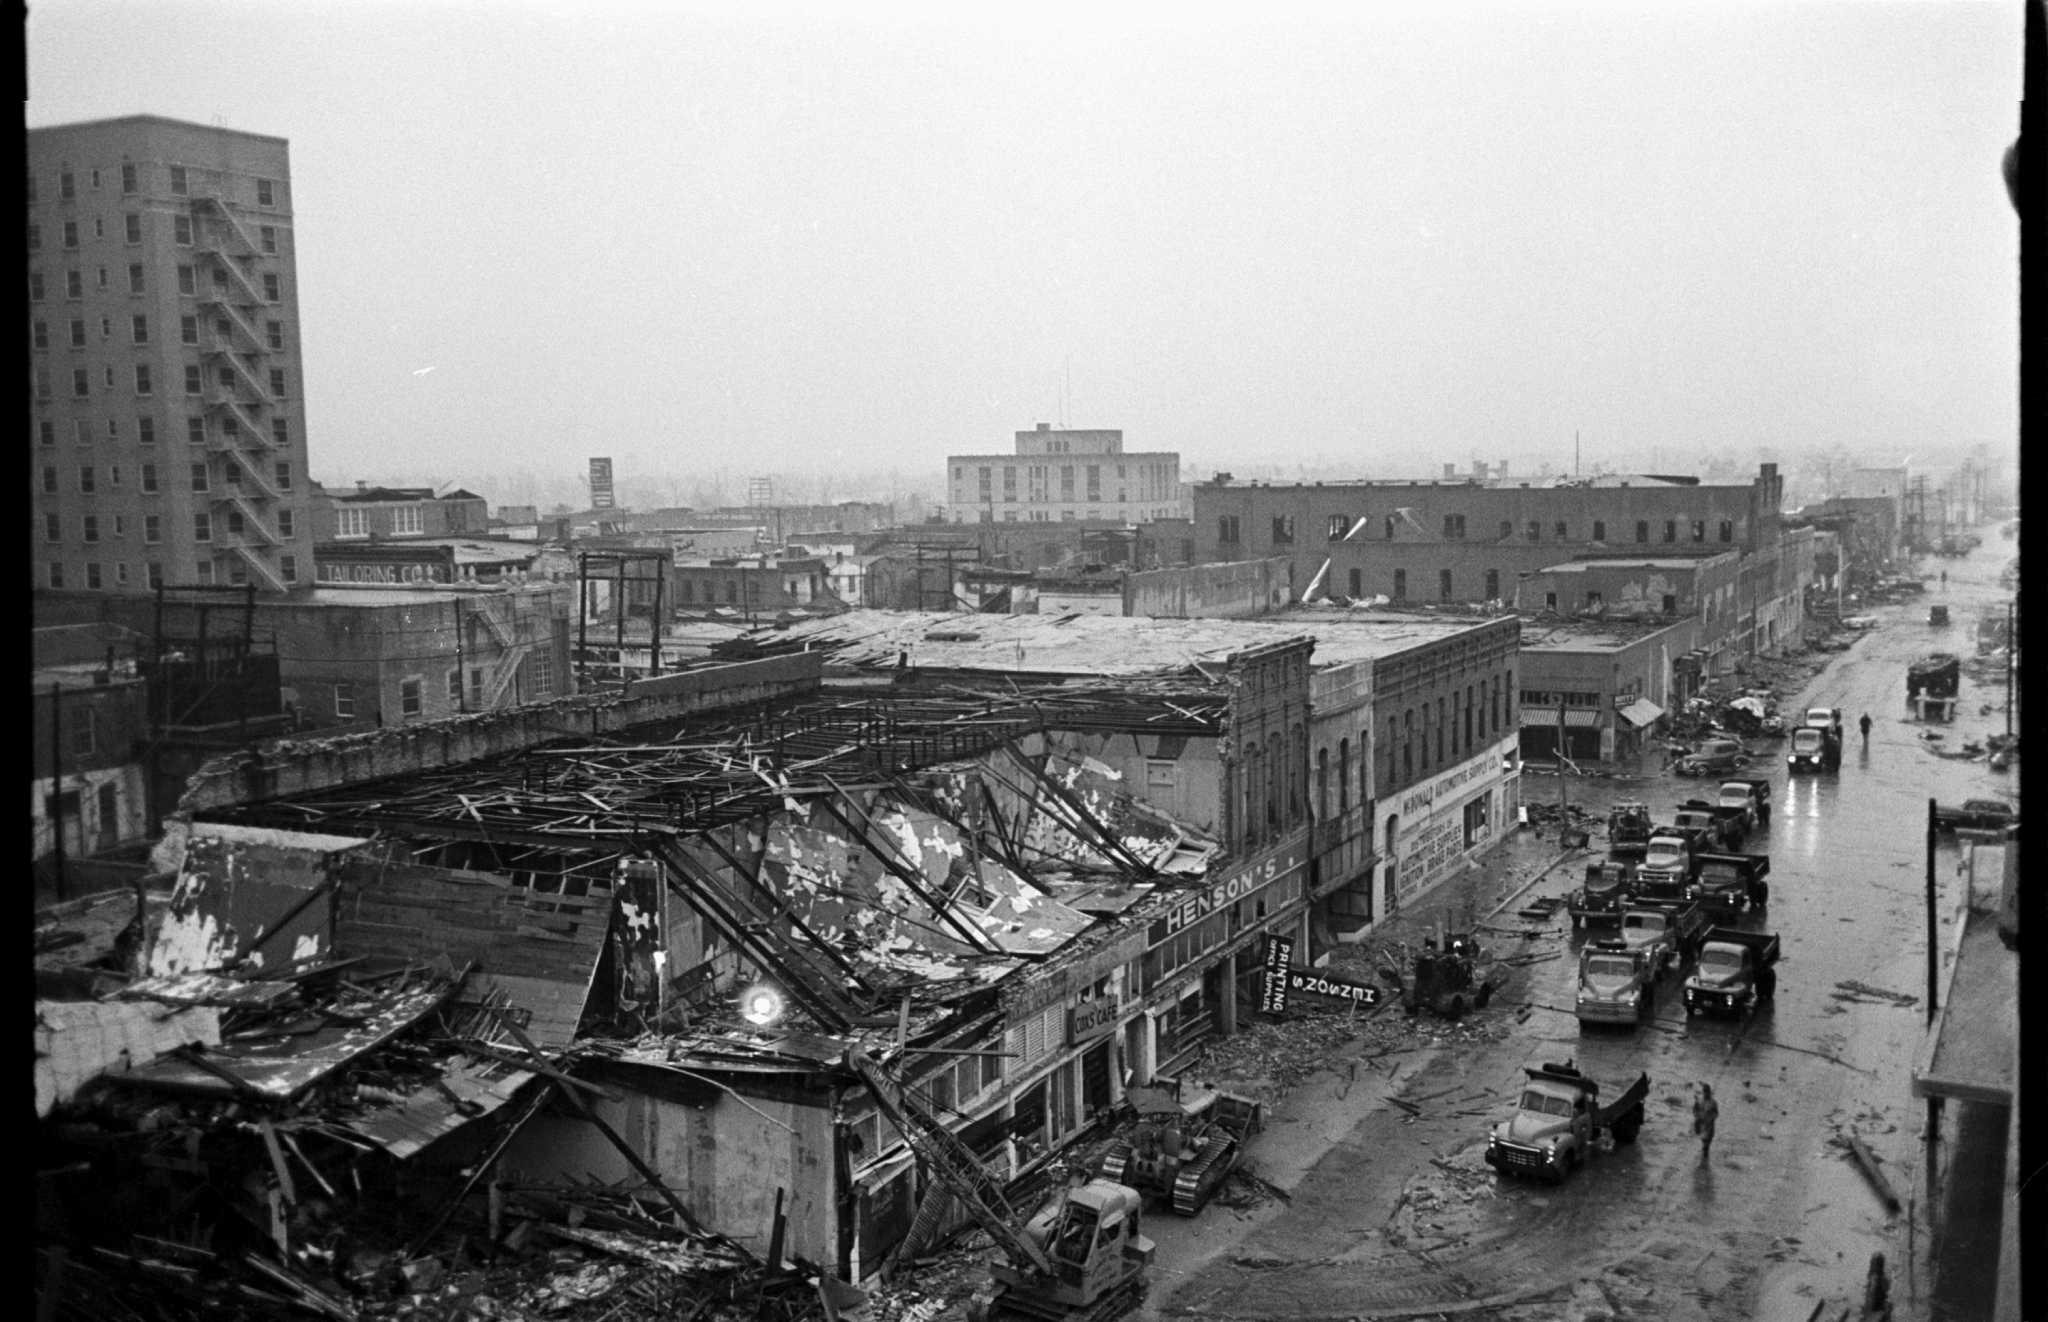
1617, 698, 1666, 729
1519, 707, 1604, 729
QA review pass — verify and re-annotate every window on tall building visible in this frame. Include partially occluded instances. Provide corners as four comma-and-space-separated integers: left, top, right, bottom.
263, 273, 281, 302
33, 320, 49, 350
169, 165, 187, 195
271, 417, 289, 446
78, 465, 95, 493
146, 561, 163, 589
1592, 520, 1606, 542
66, 269, 84, 298
192, 512, 211, 542
124, 213, 142, 243
275, 461, 292, 489
187, 416, 206, 445
63, 220, 79, 249
1442, 514, 1466, 539
114, 562, 130, 586
529, 652, 553, 697
277, 508, 294, 538
185, 364, 203, 395
47, 563, 64, 590
29, 222, 41, 250
121, 163, 137, 193
266, 320, 284, 350
1270, 516, 1294, 545
36, 368, 52, 400
1718, 519, 1733, 543
280, 554, 298, 583
173, 215, 193, 245
260, 225, 277, 254
132, 315, 148, 344
269, 367, 287, 398
72, 367, 90, 398
190, 462, 209, 492
257, 179, 275, 206
1219, 514, 1240, 542
60, 170, 75, 199
73, 419, 92, 446
44, 513, 61, 543
138, 416, 154, 445
227, 556, 247, 586
86, 563, 103, 590
334, 683, 356, 718
181, 314, 198, 345
177, 265, 196, 295
195, 561, 215, 585
1635, 520, 1649, 543
1327, 514, 1350, 540
400, 678, 423, 718
1664, 520, 1677, 543
144, 515, 161, 543
129, 264, 145, 293
82, 515, 99, 543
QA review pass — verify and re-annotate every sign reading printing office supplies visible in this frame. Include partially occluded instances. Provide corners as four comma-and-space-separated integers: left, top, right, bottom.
1259, 935, 1294, 1016
1285, 968, 1380, 1006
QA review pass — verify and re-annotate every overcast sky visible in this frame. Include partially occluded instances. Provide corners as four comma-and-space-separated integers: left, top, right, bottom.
26, 0, 2022, 503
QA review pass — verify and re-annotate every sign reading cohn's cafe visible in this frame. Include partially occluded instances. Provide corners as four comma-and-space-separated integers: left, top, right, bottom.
1066, 995, 1122, 1045
1150, 846, 1306, 944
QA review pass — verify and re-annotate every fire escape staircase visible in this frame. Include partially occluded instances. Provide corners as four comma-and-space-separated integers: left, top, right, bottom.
198, 193, 264, 256
205, 298, 267, 354
219, 491, 281, 546
230, 544, 289, 594
207, 248, 268, 308
226, 458, 285, 504
206, 391, 272, 451
208, 347, 276, 409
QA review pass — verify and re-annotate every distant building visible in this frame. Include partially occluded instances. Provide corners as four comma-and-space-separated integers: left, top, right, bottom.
313, 536, 541, 587
946, 424, 1186, 524
29, 116, 319, 595
33, 626, 152, 874
311, 483, 490, 541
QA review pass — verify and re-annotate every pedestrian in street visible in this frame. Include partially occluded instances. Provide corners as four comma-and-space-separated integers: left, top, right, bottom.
1859, 712, 1872, 744
1693, 1083, 1719, 1162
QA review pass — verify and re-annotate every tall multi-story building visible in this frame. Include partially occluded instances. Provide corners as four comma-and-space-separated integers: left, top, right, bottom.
30, 116, 317, 596
946, 424, 1185, 524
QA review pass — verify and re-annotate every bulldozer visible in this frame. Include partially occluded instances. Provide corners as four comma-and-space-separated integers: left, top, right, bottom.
846, 1047, 1152, 1322
1095, 1076, 1264, 1216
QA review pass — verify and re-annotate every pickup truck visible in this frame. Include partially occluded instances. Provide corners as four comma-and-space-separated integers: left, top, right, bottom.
1567, 859, 1636, 929
1605, 801, 1653, 859
1715, 779, 1773, 836
1574, 940, 1659, 1028
1633, 830, 1701, 902
1682, 928, 1781, 1018
1785, 724, 1841, 773
1933, 798, 2018, 834
1484, 1060, 1649, 1184
1617, 901, 1707, 975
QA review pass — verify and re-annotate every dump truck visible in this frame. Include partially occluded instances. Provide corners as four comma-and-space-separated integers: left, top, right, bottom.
1633, 830, 1701, 903
1692, 851, 1771, 914
1681, 928, 1781, 1018
1616, 900, 1708, 976
1484, 1060, 1650, 1184
1567, 859, 1637, 929
848, 1047, 1152, 1322
1908, 653, 1962, 704
1095, 1077, 1264, 1217
1715, 778, 1773, 837
1605, 801, 1654, 858
1574, 940, 1660, 1029
1674, 798, 1743, 851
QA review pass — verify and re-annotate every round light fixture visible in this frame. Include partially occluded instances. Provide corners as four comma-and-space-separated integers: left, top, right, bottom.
738, 983, 786, 1027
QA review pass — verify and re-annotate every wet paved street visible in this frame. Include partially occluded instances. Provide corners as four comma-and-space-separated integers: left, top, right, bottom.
1135, 534, 2017, 1322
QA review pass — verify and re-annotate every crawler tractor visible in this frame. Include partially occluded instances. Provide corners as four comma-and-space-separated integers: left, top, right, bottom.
1096, 1078, 1264, 1216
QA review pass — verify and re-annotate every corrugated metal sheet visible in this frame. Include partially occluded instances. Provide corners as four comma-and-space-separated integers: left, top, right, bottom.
338, 1055, 537, 1159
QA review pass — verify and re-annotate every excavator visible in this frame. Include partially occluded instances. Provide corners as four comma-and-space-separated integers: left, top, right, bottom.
846, 1047, 1153, 1322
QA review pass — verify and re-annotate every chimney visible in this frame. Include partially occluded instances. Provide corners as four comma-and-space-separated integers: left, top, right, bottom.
1037, 422, 1051, 432
356, 480, 369, 492
1498, 459, 1509, 476
1443, 463, 1456, 479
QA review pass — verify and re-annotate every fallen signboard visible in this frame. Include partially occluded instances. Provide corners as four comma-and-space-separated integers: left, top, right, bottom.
1283, 967, 1380, 1007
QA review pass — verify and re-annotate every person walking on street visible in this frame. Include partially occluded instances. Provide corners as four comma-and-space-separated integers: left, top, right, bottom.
1693, 1083, 1720, 1163
1859, 712, 1872, 744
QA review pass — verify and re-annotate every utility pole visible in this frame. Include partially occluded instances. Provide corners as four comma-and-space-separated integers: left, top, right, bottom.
1556, 700, 1568, 820
49, 683, 67, 903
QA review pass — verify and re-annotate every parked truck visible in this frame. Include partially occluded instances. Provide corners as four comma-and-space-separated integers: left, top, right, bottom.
1715, 778, 1773, 837
1673, 798, 1742, 851
1484, 1060, 1650, 1184
1617, 900, 1708, 975
1605, 801, 1654, 859
1567, 859, 1636, 929
1633, 830, 1701, 903
1691, 851, 1771, 914
1681, 928, 1781, 1018
1399, 932, 1501, 1019
1574, 940, 1660, 1028
1907, 653, 1962, 704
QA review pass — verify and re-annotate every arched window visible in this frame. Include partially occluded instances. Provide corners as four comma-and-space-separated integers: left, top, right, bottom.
1317, 747, 1330, 820
1403, 709, 1415, 781
1337, 737, 1350, 814
1266, 731, 1283, 829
